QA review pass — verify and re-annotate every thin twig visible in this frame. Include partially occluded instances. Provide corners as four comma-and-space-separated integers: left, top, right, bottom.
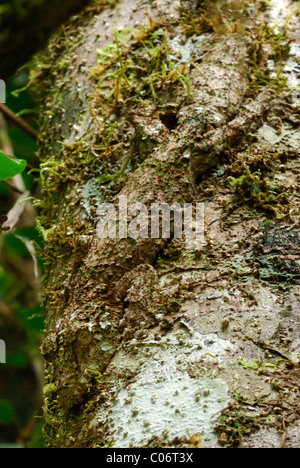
2, 180, 25, 194
0, 103, 38, 140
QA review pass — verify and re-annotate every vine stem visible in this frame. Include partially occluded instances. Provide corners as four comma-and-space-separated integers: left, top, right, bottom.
0, 103, 38, 140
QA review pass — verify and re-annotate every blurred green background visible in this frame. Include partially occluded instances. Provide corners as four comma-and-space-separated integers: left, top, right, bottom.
0, 71, 44, 448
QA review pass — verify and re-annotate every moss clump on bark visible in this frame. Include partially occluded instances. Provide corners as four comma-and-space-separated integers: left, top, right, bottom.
226, 151, 290, 219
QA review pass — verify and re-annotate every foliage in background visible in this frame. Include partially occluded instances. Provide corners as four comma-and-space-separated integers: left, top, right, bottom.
0, 71, 44, 448
0, 0, 89, 80
0, 152, 26, 180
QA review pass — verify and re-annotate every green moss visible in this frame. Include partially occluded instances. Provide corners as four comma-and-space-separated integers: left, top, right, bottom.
91, 24, 194, 110
43, 383, 57, 397
238, 359, 277, 372
227, 151, 290, 219
97, 145, 134, 185
180, 0, 250, 37
215, 406, 263, 447
249, 21, 290, 92
84, 368, 103, 384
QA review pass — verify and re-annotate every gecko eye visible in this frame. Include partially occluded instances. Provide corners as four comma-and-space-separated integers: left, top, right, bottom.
159, 111, 178, 131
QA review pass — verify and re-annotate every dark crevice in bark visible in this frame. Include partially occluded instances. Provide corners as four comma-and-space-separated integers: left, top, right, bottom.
159, 111, 179, 131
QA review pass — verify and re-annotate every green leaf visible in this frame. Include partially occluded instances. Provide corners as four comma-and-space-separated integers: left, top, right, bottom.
0, 152, 26, 181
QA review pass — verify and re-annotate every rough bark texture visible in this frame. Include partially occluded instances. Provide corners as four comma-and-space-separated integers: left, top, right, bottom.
36, 0, 300, 448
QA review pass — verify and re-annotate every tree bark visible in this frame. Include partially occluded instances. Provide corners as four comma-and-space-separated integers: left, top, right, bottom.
37, 0, 300, 448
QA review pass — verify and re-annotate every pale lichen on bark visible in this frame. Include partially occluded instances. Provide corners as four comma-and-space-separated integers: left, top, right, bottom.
36, 0, 300, 448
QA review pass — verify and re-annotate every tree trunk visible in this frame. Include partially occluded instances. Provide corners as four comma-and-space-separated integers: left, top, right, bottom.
36, 0, 300, 448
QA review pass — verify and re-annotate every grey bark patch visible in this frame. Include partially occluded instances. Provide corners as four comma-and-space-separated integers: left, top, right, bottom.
109, 376, 229, 448
240, 427, 281, 448
286, 422, 300, 448
247, 224, 300, 286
